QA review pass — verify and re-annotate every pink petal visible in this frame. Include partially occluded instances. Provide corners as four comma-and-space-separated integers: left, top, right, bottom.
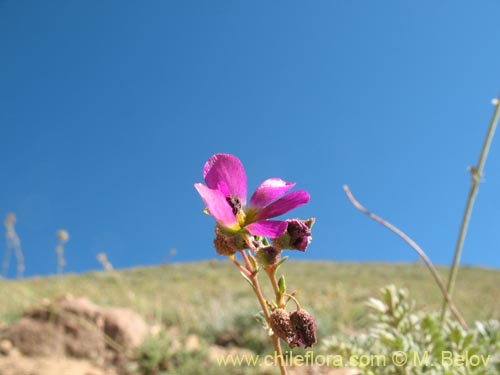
203, 154, 247, 205
256, 190, 310, 220
194, 183, 240, 230
246, 220, 288, 238
248, 178, 296, 210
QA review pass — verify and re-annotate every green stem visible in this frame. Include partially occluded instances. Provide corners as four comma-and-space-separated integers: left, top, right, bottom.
265, 265, 283, 307
263, 265, 288, 375
239, 250, 255, 274
229, 254, 252, 278
440, 95, 500, 323
250, 270, 288, 375
232, 252, 288, 375
249, 270, 271, 320
1, 247, 11, 278
14, 243, 24, 280
272, 335, 287, 375
283, 293, 302, 310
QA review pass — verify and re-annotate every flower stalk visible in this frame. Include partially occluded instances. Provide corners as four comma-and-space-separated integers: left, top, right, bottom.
440, 95, 500, 323
56, 230, 69, 276
241, 257, 288, 375
2, 213, 24, 279
265, 265, 283, 307
195, 154, 317, 374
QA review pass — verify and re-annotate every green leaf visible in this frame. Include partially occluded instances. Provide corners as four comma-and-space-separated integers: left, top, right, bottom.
449, 326, 463, 345
278, 275, 286, 299
267, 300, 278, 310
462, 332, 474, 349
247, 252, 259, 273
240, 271, 255, 289
254, 311, 268, 330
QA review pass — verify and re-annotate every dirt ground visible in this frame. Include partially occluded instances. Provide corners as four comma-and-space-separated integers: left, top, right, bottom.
0, 295, 359, 375
0, 349, 117, 375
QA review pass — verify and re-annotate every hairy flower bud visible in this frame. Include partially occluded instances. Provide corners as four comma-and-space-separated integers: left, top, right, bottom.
272, 218, 315, 252
256, 246, 281, 267
290, 309, 317, 348
270, 308, 298, 348
213, 226, 246, 256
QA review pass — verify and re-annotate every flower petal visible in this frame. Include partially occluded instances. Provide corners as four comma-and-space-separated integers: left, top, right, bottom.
203, 154, 247, 205
248, 178, 296, 210
194, 183, 240, 230
246, 220, 288, 238
256, 190, 310, 220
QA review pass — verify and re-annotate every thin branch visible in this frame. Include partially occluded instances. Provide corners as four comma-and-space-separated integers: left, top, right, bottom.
441, 95, 500, 323
229, 254, 253, 278
343, 185, 468, 329
240, 249, 255, 274
1, 247, 11, 278
231, 253, 288, 375
283, 293, 302, 310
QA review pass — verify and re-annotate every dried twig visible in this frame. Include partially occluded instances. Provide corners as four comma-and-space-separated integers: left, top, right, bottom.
343, 185, 468, 329
441, 96, 500, 323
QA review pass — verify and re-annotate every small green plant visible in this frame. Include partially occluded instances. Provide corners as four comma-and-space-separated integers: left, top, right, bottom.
135, 331, 207, 375
323, 285, 500, 375
135, 332, 173, 374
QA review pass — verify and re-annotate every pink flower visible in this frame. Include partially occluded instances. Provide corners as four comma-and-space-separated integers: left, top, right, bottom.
195, 154, 310, 238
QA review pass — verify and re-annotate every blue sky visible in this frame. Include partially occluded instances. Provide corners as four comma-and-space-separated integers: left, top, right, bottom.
1, 1, 500, 277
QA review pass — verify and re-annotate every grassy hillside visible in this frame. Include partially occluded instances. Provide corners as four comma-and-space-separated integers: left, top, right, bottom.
1, 261, 499, 336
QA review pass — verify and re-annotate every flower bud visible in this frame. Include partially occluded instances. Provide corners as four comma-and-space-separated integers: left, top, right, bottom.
289, 309, 317, 348
213, 226, 246, 256
256, 246, 281, 267
269, 308, 298, 348
272, 218, 315, 252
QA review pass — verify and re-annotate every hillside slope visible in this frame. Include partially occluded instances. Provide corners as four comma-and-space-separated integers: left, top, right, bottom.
1, 261, 498, 333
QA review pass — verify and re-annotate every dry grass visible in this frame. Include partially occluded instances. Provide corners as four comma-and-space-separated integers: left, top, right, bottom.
1, 261, 499, 337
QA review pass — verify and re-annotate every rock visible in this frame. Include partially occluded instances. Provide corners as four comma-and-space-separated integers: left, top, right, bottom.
1, 295, 148, 363
6, 297, 106, 359
165, 326, 182, 353
102, 307, 148, 351
0, 354, 118, 375
184, 334, 200, 352
149, 324, 162, 337
3, 318, 66, 357
0, 339, 13, 355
